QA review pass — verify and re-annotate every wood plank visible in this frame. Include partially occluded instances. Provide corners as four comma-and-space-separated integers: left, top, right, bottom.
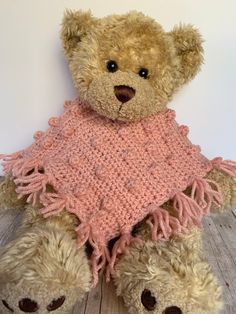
210, 212, 236, 265
100, 278, 127, 314
0, 208, 22, 246
202, 219, 231, 308
83, 275, 103, 314
203, 215, 236, 311
72, 293, 88, 314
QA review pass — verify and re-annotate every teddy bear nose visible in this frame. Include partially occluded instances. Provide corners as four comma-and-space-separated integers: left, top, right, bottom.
163, 306, 183, 314
114, 85, 136, 103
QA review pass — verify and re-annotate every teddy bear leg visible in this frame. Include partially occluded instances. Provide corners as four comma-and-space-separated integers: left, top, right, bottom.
0, 176, 27, 211
0, 204, 92, 314
113, 226, 222, 314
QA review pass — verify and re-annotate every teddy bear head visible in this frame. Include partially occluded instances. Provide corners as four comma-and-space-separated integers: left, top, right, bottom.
61, 10, 203, 122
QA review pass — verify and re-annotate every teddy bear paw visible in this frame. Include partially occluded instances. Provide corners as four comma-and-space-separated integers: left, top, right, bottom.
0, 280, 76, 314
0, 226, 91, 313
113, 238, 223, 314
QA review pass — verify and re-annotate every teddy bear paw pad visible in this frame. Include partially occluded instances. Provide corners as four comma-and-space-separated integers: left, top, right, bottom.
1, 296, 66, 313
163, 306, 182, 314
140, 289, 183, 314
141, 289, 157, 311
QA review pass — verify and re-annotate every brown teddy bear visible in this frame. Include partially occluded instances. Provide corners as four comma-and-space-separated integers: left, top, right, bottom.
0, 10, 236, 314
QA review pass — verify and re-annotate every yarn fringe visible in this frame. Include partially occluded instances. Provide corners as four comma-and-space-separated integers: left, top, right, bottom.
191, 177, 223, 214
0, 152, 47, 205
76, 223, 111, 287
39, 192, 75, 217
14, 172, 48, 204
211, 157, 236, 178
76, 222, 143, 286
106, 233, 143, 281
146, 207, 183, 241
147, 176, 224, 241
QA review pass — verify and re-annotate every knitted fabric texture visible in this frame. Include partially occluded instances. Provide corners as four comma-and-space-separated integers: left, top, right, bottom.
1, 98, 236, 286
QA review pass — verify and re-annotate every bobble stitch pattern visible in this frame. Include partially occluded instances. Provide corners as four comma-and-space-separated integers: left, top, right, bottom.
69, 155, 81, 167
33, 131, 44, 140
2, 98, 235, 287
63, 126, 74, 137
48, 117, 59, 127
90, 137, 98, 148
73, 184, 89, 198
125, 178, 137, 192
179, 125, 189, 136
64, 100, 72, 109
95, 165, 106, 180
165, 109, 176, 121
42, 137, 53, 149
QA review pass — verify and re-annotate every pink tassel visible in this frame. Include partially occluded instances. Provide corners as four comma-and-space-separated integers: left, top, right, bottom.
191, 177, 223, 214
146, 207, 183, 241
14, 172, 47, 192
76, 223, 110, 287
106, 233, 143, 281
212, 157, 236, 178
2, 157, 24, 174
76, 223, 91, 247
91, 245, 110, 287
0, 151, 22, 161
14, 172, 48, 204
40, 192, 76, 217
173, 192, 203, 228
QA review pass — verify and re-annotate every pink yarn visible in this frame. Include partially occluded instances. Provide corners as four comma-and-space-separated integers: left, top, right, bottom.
1, 97, 236, 286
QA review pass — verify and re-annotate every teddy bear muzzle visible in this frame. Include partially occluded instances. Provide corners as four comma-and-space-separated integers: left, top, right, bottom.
114, 85, 136, 103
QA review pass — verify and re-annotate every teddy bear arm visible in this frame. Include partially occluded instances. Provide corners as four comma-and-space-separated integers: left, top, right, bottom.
0, 176, 27, 211
205, 168, 236, 213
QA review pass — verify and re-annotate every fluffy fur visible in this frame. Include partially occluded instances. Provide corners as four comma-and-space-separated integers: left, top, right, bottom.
0, 9, 235, 314
0, 205, 91, 314
114, 228, 222, 314
61, 10, 203, 121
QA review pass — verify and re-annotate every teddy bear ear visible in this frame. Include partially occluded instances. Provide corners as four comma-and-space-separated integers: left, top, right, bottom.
60, 9, 98, 60
168, 25, 204, 84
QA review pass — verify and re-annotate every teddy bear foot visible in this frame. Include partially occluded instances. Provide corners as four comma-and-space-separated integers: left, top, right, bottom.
1, 280, 76, 314
113, 228, 222, 314
0, 222, 91, 313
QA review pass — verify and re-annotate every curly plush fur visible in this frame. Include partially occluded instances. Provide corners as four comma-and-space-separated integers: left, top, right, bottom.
0, 204, 91, 314
114, 228, 222, 314
0, 9, 235, 314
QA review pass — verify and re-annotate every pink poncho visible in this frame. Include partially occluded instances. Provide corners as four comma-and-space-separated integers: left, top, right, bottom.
1, 98, 236, 285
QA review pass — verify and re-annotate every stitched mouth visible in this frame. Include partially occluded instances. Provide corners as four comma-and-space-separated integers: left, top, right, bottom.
118, 103, 123, 113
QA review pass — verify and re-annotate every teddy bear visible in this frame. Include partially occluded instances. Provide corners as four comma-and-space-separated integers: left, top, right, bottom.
0, 9, 236, 314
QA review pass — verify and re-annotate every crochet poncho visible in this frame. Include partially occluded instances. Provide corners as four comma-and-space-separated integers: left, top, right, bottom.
1, 98, 236, 285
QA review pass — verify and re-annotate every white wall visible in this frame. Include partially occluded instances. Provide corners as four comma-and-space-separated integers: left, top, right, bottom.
0, 0, 236, 175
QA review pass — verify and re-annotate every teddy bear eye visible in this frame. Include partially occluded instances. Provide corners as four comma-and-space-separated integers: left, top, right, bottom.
107, 60, 118, 73
139, 68, 149, 79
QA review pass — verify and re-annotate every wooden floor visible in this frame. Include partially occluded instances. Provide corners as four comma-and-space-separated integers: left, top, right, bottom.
0, 208, 236, 314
